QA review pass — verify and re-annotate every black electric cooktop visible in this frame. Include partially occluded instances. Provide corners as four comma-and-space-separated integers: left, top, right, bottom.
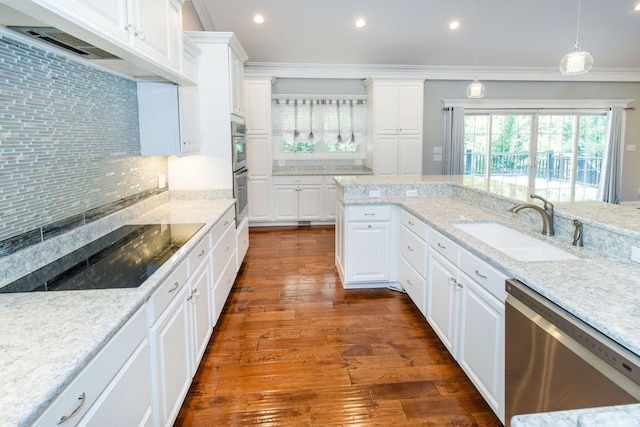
0, 223, 204, 293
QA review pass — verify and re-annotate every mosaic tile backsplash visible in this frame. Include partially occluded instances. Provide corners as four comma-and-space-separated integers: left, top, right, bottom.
0, 33, 167, 248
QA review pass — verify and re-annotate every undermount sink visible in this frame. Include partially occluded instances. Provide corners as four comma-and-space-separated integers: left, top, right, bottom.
453, 222, 579, 262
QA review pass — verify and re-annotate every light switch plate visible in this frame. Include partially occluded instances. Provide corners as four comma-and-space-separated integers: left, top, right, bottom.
627, 145, 636, 152
434, 154, 443, 162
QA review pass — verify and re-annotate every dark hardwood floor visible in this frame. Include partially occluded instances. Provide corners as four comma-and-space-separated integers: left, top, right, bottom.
175, 226, 502, 426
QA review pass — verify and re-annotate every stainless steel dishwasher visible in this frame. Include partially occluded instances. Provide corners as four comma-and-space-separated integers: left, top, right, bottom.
505, 278, 640, 426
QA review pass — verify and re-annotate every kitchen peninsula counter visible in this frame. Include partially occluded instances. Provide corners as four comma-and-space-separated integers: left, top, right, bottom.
335, 174, 640, 426
0, 196, 235, 427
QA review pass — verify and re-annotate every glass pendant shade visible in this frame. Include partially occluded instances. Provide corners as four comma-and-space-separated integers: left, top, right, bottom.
466, 78, 485, 98
559, 46, 593, 75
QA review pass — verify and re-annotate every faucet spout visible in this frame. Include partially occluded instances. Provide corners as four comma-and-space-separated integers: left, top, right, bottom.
508, 194, 555, 236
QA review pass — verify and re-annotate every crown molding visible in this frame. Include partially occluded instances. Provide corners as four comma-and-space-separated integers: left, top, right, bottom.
245, 62, 640, 82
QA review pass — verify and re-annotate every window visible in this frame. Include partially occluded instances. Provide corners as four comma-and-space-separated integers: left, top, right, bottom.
464, 111, 608, 201
272, 98, 366, 155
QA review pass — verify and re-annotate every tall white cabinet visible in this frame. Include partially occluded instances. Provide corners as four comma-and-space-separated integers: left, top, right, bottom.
244, 75, 275, 222
364, 78, 425, 176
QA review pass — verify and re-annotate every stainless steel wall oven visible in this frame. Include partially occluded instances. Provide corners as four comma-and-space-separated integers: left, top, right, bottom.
232, 121, 248, 224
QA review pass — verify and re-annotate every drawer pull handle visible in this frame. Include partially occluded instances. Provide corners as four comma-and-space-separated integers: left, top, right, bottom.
364, 213, 375, 216
225, 246, 230, 252
198, 249, 205, 257
226, 278, 231, 285
408, 220, 414, 226
437, 242, 446, 249
475, 270, 488, 279
168, 282, 179, 293
447, 277, 456, 287
57, 392, 86, 425
224, 220, 229, 226
406, 279, 413, 286
407, 246, 414, 252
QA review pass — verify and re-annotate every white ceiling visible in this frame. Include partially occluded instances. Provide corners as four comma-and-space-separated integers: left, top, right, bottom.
191, 0, 640, 75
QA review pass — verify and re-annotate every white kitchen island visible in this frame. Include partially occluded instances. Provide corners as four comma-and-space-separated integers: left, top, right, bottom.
334, 174, 640, 426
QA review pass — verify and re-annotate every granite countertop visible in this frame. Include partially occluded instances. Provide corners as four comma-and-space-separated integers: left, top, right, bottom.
0, 198, 235, 427
511, 404, 640, 427
272, 165, 373, 176
334, 175, 640, 426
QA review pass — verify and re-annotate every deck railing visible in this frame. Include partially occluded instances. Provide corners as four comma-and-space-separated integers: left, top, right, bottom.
464, 150, 603, 187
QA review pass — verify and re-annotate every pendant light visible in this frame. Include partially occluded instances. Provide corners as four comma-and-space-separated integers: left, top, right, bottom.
467, 2, 485, 98
560, 0, 593, 75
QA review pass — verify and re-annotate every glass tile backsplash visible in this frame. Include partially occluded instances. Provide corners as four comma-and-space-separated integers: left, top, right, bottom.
0, 33, 168, 252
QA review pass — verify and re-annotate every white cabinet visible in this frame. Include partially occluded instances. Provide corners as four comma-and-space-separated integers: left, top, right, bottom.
229, 49, 245, 118
149, 283, 191, 427
399, 209, 428, 315
32, 307, 150, 427
244, 76, 275, 223
427, 249, 460, 356
187, 257, 212, 376
324, 183, 337, 220
210, 212, 238, 326
458, 272, 505, 423
10, 0, 186, 77
337, 204, 398, 289
137, 81, 199, 156
247, 134, 272, 222
236, 215, 250, 270
364, 78, 425, 176
272, 176, 325, 221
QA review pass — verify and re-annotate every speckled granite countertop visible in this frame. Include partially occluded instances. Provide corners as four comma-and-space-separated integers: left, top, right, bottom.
511, 404, 640, 426
272, 165, 373, 176
0, 197, 235, 427
335, 175, 640, 426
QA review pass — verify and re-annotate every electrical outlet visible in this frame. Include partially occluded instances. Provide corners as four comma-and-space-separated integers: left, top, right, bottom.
406, 189, 418, 197
631, 246, 640, 263
158, 174, 166, 189
369, 190, 381, 198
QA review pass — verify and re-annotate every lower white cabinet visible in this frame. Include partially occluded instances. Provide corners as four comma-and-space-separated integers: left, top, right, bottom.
32, 307, 150, 427
337, 204, 398, 288
458, 272, 505, 423
271, 176, 336, 223
149, 284, 191, 427
78, 339, 153, 427
236, 215, 250, 270
187, 259, 213, 376
427, 249, 460, 356
248, 177, 271, 221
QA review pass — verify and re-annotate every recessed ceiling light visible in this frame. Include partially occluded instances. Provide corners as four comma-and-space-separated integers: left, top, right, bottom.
253, 14, 265, 24
635, 3, 640, 11
449, 20, 460, 30
355, 18, 366, 28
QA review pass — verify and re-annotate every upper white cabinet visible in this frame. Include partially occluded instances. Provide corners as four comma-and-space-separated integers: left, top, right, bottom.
244, 76, 275, 135
137, 81, 200, 156
364, 78, 425, 176
229, 49, 245, 118
3, 0, 191, 83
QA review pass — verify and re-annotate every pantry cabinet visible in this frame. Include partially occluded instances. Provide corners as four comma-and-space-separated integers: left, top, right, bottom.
364, 78, 425, 176
244, 76, 275, 222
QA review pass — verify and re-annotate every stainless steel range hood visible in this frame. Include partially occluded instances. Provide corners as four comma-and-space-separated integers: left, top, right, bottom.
8, 26, 121, 60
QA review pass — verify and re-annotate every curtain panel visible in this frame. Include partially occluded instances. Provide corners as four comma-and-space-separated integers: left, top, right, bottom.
599, 106, 625, 204
443, 106, 465, 175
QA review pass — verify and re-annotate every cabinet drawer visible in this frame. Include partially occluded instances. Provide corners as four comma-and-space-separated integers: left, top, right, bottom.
212, 224, 236, 278
429, 228, 459, 265
399, 256, 427, 316
210, 208, 235, 245
347, 205, 392, 221
400, 224, 427, 277
33, 307, 147, 427
188, 235, 210, 274
273, 175, 324, 185
236, 217, 249, 268
147, 260, 189, 326
400, 209, 428, 240
460, 248, 508, 302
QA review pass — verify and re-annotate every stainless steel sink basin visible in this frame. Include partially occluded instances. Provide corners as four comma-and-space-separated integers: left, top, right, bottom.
453, 222, 578, 262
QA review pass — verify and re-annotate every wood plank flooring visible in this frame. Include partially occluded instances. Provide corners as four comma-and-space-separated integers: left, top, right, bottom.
175, 226, 502, 426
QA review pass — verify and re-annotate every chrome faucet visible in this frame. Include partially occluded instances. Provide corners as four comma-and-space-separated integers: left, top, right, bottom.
508, 194, 555, 236
572, 219, 584, 247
